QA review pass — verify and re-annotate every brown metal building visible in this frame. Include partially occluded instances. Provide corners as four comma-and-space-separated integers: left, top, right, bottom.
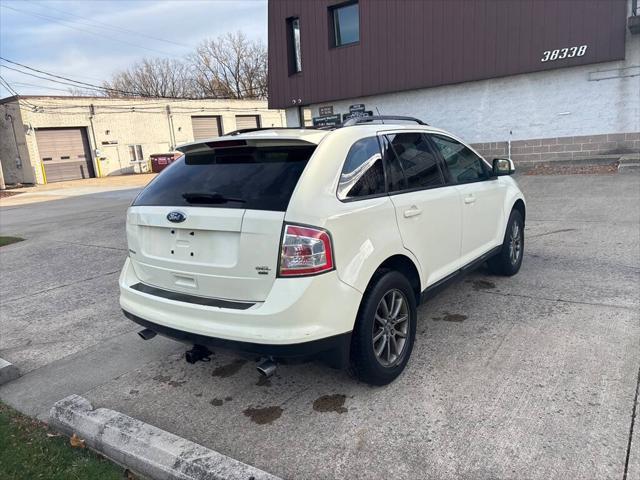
268, 0, 639, 166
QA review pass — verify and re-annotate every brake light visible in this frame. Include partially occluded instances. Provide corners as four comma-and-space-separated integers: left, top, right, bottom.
279, 224, 334, 277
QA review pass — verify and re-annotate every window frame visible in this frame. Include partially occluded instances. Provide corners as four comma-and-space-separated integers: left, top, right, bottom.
377, 131, 450, 196
427, 133, 494, 185
128, 144, 144, 163
329, 0, 360, 49
336, 135, 388, 203
287, 16, 302, 75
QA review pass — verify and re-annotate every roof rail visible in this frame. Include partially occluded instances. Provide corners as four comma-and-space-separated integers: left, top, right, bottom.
342, 115, 428, 127
225, 126, 320, 136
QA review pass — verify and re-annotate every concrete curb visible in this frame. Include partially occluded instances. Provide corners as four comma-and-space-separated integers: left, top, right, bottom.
0, 358, 20, 385
49, 395, 282, 480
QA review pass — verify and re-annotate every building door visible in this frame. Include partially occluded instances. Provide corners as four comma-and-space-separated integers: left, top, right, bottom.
235, 115, 261, 131
191, 116, 222, 141
35, 128, 94, 183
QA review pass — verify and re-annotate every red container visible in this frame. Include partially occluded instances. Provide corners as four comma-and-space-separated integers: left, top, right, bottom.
150, 153, 180, 173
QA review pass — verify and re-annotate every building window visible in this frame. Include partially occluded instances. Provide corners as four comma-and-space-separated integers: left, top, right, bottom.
330, 1, 359, 47
287, 17, 302, 74
129, 144, 144, 163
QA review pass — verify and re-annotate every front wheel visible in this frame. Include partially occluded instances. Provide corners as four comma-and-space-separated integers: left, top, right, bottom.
350, 271, 417, 386
488, 209, 524, 276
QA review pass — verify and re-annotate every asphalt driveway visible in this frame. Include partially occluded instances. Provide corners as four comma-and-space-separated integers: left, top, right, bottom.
1, 173, 638, 480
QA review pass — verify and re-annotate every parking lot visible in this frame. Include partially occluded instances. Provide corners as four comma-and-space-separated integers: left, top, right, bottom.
1, 172, 638, 480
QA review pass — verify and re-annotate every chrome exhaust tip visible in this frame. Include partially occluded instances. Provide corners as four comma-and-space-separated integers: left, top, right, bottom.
137, 328, 157, 341
256, 358, 277, 377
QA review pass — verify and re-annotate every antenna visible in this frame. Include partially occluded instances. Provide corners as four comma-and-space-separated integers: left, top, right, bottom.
375, 107, 384, 124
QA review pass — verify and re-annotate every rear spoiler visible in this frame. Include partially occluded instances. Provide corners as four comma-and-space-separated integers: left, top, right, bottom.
176, 136, 319, 154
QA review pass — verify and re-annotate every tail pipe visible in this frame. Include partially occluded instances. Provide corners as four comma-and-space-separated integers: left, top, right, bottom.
256, 357, 277, 377
138, 328, 156, 340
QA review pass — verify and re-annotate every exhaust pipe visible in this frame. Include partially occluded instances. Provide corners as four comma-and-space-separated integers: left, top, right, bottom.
256, 358, 277, 377
138, 328, 156, 340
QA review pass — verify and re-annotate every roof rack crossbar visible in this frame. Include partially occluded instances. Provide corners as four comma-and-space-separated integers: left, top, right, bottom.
342, 115, 428, 127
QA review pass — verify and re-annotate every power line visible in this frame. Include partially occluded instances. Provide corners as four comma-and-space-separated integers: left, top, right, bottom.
0, 57, 267, 101
0, 4, 176, 58
0, 75, 39, 108
36, 2, 191, 48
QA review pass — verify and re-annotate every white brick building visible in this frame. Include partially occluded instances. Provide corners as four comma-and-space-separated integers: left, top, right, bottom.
0, 96, 284, 185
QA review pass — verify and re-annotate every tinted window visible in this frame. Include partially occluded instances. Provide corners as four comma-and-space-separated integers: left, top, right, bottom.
331, 2, 359, 47
133, 146, 315, 211
380, 135, 406, 192
386, 133, 443, 190
338, 137, 385, 199
430, 135, 488, 183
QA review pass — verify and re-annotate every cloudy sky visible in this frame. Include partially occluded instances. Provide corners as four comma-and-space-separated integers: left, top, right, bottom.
0, 0, 267, 98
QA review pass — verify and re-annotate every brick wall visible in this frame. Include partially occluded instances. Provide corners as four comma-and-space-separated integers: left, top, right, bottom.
471, 132, 640, 166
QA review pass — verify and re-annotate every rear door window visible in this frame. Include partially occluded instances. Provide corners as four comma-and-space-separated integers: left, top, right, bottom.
387, 132, 444, 190
337, 137, 385, 200
133, 145, 315, 211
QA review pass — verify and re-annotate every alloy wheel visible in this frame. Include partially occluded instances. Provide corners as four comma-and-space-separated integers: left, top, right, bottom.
372, 289, 410, 367
509, 222, 522, 265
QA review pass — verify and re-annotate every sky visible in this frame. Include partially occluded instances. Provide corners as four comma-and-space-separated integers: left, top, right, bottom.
0, 0, 268, 98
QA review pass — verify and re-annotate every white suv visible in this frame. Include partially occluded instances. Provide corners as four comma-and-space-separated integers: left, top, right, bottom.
120, 116, 525, 385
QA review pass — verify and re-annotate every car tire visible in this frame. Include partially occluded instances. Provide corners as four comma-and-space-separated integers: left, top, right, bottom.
350, 270, 417, 386
488, 209, 524, 276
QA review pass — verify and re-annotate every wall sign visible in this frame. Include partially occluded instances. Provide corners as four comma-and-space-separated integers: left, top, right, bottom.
319, 105, 334, 116
312, 114, 342, 127
349, 104, 366, 113
541, 45, 588, 62
343, 110, 373, 122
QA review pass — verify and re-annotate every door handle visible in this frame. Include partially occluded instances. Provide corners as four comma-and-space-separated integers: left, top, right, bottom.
403, 206, 422, 218
464, 195, 476, 204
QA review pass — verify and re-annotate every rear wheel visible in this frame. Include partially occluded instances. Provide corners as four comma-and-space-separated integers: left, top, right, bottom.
488, 209, 524, 276
350, 271, 417, 386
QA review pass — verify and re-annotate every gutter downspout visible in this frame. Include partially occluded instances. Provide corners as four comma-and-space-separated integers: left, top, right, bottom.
166, 105, 176, 150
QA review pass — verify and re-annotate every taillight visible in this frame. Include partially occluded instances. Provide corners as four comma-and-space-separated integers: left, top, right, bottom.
279, 224, 334, 277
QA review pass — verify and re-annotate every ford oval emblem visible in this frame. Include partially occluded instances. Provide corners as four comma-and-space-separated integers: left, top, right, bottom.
167, 211, 186, 223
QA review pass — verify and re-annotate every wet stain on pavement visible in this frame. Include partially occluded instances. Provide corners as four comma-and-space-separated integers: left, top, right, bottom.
225, 396, 233, 402
471, 279, 496, 291
243, 406, 283, 424
256, 376, 272, 387
167, 380, 187, 387
313, 394, 348, 414
211, 359, 247, 378
129, 389, 139, 396
210, 398, 224, 406
433, 312, 468, 323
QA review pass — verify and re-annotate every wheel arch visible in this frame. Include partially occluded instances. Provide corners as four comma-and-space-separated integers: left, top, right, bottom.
512, 198, 526, 223
366, 254, 422, 304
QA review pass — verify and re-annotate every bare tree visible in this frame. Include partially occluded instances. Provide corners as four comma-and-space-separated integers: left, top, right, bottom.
103, 58, 195, 98
191, 32, 267, 99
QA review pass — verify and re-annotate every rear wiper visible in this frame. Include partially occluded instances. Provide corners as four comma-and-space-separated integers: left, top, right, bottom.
181, 192, 246, 204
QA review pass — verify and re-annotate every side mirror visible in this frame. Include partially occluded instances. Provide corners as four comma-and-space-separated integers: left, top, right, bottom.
492, 158, 515, 176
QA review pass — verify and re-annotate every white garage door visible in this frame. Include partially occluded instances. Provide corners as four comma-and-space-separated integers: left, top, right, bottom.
35, 128, 94, 182
191, 116, 222, 141
235, 115, 261, 131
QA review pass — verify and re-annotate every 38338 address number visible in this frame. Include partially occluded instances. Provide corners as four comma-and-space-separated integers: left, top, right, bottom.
541, 45, 587, 62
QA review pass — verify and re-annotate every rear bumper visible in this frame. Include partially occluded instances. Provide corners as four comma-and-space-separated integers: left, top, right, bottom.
124, 310, 351, 358
119, 257, 361, 347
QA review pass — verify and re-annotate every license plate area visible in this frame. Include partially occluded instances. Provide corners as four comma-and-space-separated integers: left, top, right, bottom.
139, 226, 239, 266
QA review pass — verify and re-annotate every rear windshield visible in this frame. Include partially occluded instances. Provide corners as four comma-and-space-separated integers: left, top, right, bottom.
133, 145, 315, 211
